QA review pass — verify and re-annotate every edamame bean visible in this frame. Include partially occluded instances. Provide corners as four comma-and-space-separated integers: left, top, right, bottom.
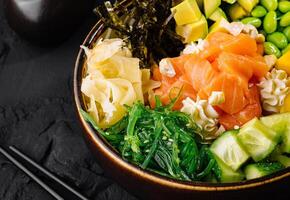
261, 0, 278, 11
267, 32, 288, 49
279, 1, 290, 13
264, 42, 282, 58
283, 26, 290, 41
276, 10, 283, 20
241, 17, 262, 28
251, 6, 267, 18
263, 11, 277, 34
280, 12, 290, 27
282, 44, 290, 55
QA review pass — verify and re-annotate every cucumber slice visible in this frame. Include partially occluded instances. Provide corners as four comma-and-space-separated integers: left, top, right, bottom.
238, 118, 278, 162
212, 156, 245, 183
210, 130, 249, 171
274, 155, 290, 167
281, 126, 290, 153
261, 113, 290, 153
244, 162, 284, 180
260, 113, 290, 136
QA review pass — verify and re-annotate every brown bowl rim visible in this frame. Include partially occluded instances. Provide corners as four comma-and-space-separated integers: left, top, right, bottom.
73, 19, 290, 192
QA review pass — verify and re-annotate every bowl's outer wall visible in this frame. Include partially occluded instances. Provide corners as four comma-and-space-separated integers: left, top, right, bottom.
74, 17, 290, 200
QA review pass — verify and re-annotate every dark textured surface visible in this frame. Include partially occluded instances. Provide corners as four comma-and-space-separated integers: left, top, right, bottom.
0, 1, 136, 199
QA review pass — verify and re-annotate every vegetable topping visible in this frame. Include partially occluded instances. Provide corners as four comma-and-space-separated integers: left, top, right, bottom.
80, 0, 290, 183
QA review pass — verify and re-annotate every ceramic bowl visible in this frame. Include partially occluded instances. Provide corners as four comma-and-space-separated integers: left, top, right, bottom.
73, 12, 290, 200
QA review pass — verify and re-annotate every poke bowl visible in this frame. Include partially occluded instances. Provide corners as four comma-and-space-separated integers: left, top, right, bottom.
74, 0, 290, 199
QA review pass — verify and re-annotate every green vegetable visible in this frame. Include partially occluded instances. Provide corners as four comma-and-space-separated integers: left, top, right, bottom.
276, 10, 284, 20
237, 118, 279, 162
210, 130, 249, 171
282, 43, 290, 54
241, 17, 262, 28
283, 26, 290, 41
261, 0, 278, 11
263, 11, 277, 34
267, 32, 288, 49
273, 155, 290, 167
279, 1, 290, 13
212, 156, 245, 183
244, 162, 284, 180
260, 113, 290, 153
82, 100, 220, 182
280, 11, 290, 27
264, 42, 282, 57
251, 5, 267, 17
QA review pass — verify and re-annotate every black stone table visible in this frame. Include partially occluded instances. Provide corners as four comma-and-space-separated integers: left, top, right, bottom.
0, 1, 136, 199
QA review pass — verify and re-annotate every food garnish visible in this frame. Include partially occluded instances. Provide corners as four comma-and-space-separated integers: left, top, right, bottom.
80, 0, 290, 183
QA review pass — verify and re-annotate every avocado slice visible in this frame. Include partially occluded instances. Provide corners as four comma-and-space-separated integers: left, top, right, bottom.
171, 0, 202, 25
176, 15, 208, 43
204, 0, 221, 18
237, 0, 259, 12
228, 2, 248, 20
209, 18, 230, 33
209, 7, 228, 21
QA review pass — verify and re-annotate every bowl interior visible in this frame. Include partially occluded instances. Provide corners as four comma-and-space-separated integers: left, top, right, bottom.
73, 19, 290, 192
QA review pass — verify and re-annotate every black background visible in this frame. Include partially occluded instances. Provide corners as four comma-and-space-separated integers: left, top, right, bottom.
0, 0, 136, 199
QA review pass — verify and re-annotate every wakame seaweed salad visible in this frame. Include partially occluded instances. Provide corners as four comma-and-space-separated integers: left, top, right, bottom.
94, 0, 185, 68
81, 98, 218, 182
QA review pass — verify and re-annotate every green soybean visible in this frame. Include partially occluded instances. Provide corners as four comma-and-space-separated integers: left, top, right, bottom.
251, 6, 267, 18
261, 0, 278, 11
282, 44, 290, 55
280, 12, 290, 27
267, 32, 288, 49
276, 10, 283, 20
279, 1, 290, 13
283, 26, 290, 41
263, 11, 277, 34
264, 42, 282, 58
241, 17, 262, 28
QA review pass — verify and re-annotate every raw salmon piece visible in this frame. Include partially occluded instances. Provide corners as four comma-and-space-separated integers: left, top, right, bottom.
219, 85, 262, 130
217, 52, 254, 81
257, 43, 264, 55
217, 52, 268, 80
169, 54, 192, 75
221, 33, 257, 56
200, 32, 257, 60
152, 65, 162, 81
200, 73, 249, 115
184, 55, 219, 92
151, 77, 197, 110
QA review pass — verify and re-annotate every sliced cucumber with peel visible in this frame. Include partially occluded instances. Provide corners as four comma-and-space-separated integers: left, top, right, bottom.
212, 156, 245, 183
210, 130, 249, 171
281, 126, 290, 153
261, 113, 290, 153
244, 162, 284, 180
238, 118, 279, 162
260, 113, 289, 136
